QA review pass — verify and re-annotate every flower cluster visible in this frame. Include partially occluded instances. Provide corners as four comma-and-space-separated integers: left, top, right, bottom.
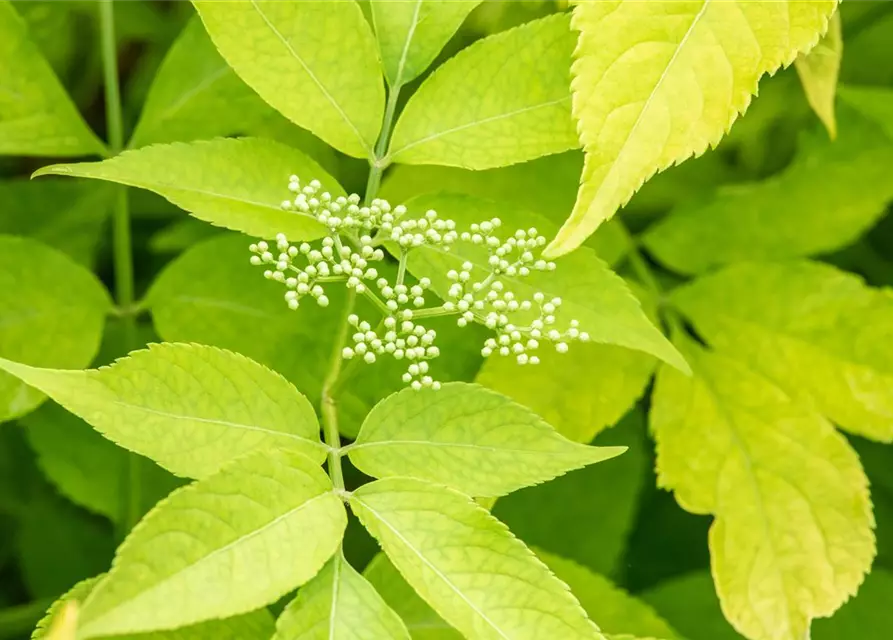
249, 177, 591, 389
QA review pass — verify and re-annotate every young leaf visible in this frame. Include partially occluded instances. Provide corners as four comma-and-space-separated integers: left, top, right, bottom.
350, 477, 605, 640
273, 554, 411, 640
0, 1, 104, 156
650, 334, 874, 640
386, 13, 578, 169
129, 16, 275, 148
77, 449, 347, 638
0, 343, 325, 479
193, 0, 384, 159
348, 382, 625, 497
370, 0, 480, 88
795, 11, 842, 139
34, 577, 276, 640
544, 0, 840, 257
671, 261, 893, 443
33, 138, 339, 241
403, 193, 687, 371
0, 236, 111, 423
643, 91, 893, 274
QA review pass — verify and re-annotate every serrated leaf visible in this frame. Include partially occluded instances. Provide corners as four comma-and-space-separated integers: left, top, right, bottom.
545, 0, 840, 257
650, 334, 874, 640
643, 91, 893, 274
370, 0, 480, 88
536, 551, 683, 640
193, 0, 383, 159
402, 193, 687, 371
0, 236, 110, 423
33, 138, 340, 241
387, 13, 578, 169
795, 11, 842, 139
350, 477, 605, 640
349, 382, 624, 497
129, 16, 275, 148
77, 448, 346, 638
0, 0, 104, 156
671, 261, 893, 442
0, 342, 325, 479
273, 553, 410, 640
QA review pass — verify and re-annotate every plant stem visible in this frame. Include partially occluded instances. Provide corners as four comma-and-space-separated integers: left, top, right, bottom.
395, 249, 408, 287
320, 289, 356, 490
364, 85, 401, 200
100, 0, 141, 536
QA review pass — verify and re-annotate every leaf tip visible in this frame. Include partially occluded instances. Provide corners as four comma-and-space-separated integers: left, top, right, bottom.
32, 165, 71, 179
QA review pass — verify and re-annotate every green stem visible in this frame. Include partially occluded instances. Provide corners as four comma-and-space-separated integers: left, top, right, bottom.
100, 0, 140, 536
0, 598, 55, 639
321, 289, 356, 490
364, 85, 401, 200
395, 249, 408, 287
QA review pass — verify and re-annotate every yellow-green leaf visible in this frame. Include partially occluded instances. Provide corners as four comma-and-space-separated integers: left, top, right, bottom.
795, 11, 842, 139
545, 0, 840, 257
650, 334, 874, 640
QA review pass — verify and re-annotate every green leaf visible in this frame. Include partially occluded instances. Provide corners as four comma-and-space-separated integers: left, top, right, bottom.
273, 554, 411, 640
671, 261, 893, 442
0, 0, 104, 156
403, 193, 687, 371
77, 448, 346, 638
22, 402, 183, 522
129, 16, 274, 148
0, 236, 111, 423
650, 334, 874, 640
0, 179, 113, 266
545, 0, 840, 257
193, 0, 384, 159
350, 477, 605, 640
643, 92, 893, 274
34, 138, 340, 241
36, 578, 275, 640
348, 382, 624, 497
386, 13, 578, 169
370, 0, 480, 88
0, 342, 325, 479
536, 551, 683, 640
795, 11, 842, 139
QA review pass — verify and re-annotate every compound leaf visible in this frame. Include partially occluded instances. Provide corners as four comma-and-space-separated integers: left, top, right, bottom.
350, 477, 605, 640
193, 0, 384, 159
349, 382, 624, 497
273, 554, 411, 640
671, 261, 893, 443
0, 236, 110, 423
650, 334, 874, 640
34, 138, 339, 241
0, 343, 325, 479
0, 0, 104, 156
387, 14, 578, 169
370, 0, 480, 88
76, 449, 346, 638
795, 11, 842, 139
545, 0, 840, 257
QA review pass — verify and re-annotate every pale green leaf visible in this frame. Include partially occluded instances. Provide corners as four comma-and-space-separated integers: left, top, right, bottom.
129, 16, 275, 148
545, 0, 840, 257
0, 179, 113, 266
193, 0, 384, 158
350, 477, 605, 640
536, 551, 683, 640
650, 334, 874, 640
795, 11, 842, 138
0, 0, 104, 156
387, 13, 577, 169
403, 193, 687, 371
0, 236, 111, 423
33, 138, 340, 241
643, 92, 893, 274
274, 554, 410, 640
349, 382, 624, 497
671, 261, 893, 442
35, 576, 275, 639
77, 448, 346, 638
371, 0, 480, 88
0, 342, 325, 479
